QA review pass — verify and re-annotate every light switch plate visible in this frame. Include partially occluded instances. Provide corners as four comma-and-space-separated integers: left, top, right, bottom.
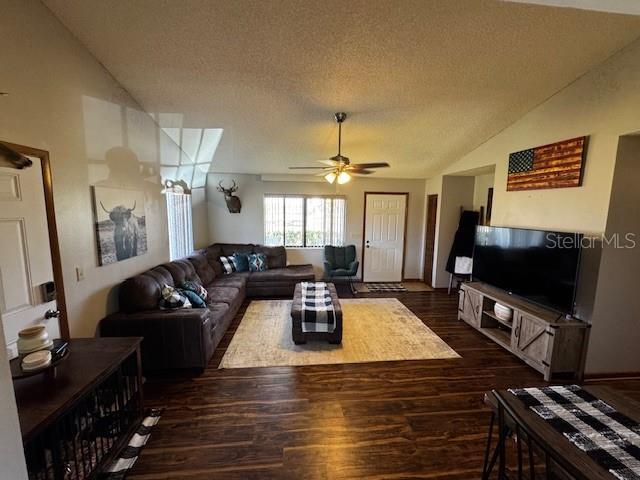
76, 267, 84, 281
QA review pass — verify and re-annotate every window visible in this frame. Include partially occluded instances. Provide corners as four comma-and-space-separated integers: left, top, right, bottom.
166, 188, 193, 260
264, 195, 346, 247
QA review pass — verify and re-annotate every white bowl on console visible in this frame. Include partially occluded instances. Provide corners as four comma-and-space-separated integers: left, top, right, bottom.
493, 303, 513, 322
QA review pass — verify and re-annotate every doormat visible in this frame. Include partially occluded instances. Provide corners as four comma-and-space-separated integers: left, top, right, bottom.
100, 408, 163, 479
365, 283, 408, 292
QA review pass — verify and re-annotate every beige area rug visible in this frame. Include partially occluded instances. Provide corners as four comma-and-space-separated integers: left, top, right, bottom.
219, 298, 459, 369
354, 281, 434, 293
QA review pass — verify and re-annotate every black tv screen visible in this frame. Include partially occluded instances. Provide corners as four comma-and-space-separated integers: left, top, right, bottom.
473, 226, 582, 314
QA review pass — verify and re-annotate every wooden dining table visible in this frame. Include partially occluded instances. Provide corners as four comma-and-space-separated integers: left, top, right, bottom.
482, 385, 640, 480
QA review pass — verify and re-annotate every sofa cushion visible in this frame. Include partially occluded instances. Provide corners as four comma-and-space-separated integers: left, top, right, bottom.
162, 260, 202, 286
233, 252, 250, 272
218, 243, 255, 257
206, 286, 242, 306
187, 254, 216, 286
208, 303, 230, 334
159, 284, 192, 309
210, 275, 247, 290
254, 246, 287, 268
248, 265, 314, 283
203, 244, 224, 276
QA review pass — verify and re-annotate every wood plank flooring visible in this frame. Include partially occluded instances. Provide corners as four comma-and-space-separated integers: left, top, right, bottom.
129, 290, 640, 479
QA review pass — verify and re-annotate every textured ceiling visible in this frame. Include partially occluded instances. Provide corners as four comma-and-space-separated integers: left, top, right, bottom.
44, 0, 640, 178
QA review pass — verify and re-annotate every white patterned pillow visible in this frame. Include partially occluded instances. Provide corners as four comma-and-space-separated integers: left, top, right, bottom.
159, 284, 192, 310
219, 255, 237, 274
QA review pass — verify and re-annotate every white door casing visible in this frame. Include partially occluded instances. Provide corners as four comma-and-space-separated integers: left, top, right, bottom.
363, 193, 407, 282
0, 157, 59, 358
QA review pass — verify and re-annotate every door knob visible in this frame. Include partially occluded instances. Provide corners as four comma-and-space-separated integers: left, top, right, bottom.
45, 309, 60, 319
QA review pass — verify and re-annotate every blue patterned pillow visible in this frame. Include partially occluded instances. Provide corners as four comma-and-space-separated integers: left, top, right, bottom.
179, 281, 207, 300
248, 252, 267, 272
179, 289, 206, 308
233, 252, 250, 272
159, 285, 191, 309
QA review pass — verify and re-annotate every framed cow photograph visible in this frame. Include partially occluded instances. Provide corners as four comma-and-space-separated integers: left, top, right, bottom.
92, 186, 148, 265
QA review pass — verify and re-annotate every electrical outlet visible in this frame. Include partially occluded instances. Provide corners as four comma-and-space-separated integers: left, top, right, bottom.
76, 267, 85, 282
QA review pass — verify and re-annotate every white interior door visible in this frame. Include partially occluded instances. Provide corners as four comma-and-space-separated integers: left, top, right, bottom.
363, 193, 407, 282
0, 157, 59, 358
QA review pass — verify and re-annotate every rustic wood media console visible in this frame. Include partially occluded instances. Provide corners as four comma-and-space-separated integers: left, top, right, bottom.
458, 282, 590, 381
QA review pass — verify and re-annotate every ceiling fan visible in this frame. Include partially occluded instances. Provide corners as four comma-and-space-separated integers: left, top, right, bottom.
289, 112, 390, 184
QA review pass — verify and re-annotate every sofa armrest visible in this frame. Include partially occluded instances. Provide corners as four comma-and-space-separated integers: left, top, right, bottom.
99, 308, 213, 372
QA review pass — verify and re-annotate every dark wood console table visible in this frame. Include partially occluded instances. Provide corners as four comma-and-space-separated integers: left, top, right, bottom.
482, 386, 640, 479
12, 337, 143, 479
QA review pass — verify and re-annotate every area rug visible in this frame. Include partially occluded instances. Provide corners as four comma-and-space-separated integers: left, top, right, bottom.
219, 298, 459, 369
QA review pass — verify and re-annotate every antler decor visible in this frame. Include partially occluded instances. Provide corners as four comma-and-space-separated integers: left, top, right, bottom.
217, 180, 241, 213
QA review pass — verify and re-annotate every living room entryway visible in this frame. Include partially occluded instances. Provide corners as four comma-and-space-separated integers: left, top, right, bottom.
362, 193, 407, 282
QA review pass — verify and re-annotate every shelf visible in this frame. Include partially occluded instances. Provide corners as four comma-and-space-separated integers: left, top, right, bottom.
480, 327, 512, 350
483, 310, 513, 329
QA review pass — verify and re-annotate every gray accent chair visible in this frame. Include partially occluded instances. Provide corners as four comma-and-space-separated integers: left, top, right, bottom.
323, 245, 359, 294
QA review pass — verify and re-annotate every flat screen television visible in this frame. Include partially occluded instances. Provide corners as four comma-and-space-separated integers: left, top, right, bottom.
473, 226, 582, 314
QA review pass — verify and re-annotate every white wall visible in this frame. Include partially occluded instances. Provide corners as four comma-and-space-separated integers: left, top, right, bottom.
432, 38, 640, 235
0, 0, 187, 337
586, 136, 640, 374
0, 324, 28, 479
432, 176, 475, 288
426, 38, 640, 373
473, 173, 495, 214
206, 173, 426, 279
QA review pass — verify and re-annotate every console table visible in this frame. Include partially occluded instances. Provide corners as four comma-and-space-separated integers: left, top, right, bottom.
12, 337, 143, 479
459, 282, 590, 381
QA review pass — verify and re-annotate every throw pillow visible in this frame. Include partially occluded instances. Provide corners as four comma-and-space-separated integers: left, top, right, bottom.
248, 252, 268, 272
179, 280, 207, 300
219, 255, 237, 274
232, 252, 250, 272
159, 284, 192, 310
179, 289, 207, 308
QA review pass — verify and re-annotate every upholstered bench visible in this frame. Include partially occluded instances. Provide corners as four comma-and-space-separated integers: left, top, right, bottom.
291, 283, 342, 345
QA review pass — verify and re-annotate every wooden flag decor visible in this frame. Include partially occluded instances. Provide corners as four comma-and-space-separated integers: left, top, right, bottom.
507, 136, 588, 191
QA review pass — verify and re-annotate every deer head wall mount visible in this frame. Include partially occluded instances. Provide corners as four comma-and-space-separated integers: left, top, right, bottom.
217, 180, 242, 213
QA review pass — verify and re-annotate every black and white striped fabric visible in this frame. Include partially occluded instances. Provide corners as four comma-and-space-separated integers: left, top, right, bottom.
509, 385, 640, 480
366, 283, 408, 292
101, 409, 162, 479
300, 282, 336, 333
219, 255, 237, 274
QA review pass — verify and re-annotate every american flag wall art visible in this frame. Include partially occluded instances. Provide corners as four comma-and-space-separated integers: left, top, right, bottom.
507, 136, 588, 191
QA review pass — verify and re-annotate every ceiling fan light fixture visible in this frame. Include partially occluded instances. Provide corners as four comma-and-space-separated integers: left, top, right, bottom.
337, 171, 351, 184
324, 171, 337, 184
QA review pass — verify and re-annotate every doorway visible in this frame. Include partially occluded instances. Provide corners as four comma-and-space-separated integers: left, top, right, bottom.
362, 192, 408, 282
0, 141, 68, 358
423, 194, 438, 287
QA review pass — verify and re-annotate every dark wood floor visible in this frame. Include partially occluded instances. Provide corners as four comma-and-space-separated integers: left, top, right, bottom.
129, 290, 640, 479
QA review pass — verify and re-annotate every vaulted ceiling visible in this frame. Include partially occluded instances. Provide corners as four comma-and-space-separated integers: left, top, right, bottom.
44, 0, 640, 178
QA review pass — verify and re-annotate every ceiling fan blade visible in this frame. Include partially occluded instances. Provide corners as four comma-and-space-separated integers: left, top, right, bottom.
289, 166, 331, 170
349, 162, 390, 169
351, 169, 374, 175
319, 159, 340, 167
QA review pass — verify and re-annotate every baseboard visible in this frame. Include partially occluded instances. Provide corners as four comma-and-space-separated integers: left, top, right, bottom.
584, 372, 640, 382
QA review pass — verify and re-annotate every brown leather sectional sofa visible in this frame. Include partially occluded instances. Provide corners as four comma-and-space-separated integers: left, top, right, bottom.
99, 243, 315, 372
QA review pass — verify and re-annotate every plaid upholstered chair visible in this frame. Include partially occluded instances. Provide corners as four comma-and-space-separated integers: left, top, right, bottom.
323, 245, 359, 295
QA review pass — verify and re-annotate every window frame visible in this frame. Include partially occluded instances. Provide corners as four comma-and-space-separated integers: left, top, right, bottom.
263, 194, 346, 248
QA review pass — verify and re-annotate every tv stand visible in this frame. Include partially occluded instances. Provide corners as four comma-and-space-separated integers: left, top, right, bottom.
458, 282, 590, 381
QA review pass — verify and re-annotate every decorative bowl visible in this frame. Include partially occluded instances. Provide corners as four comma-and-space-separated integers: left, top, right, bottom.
17, 325, 52, 354
494, 303, 513, 322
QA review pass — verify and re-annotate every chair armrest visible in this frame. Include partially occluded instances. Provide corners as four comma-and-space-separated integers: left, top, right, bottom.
99, 308, 212, 371
348, 260, 359, 276
323, 261, 334, 278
